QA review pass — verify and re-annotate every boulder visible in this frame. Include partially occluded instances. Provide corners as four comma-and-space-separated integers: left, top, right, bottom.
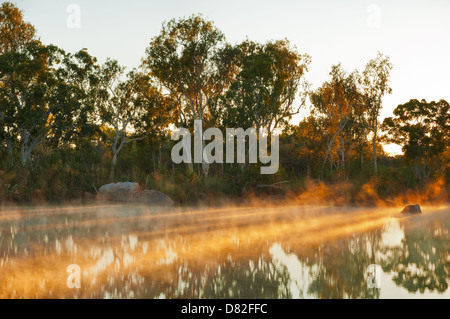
132, 189, 174, 207
72, 190, 96, 203
96, 182, 174, 206
97, 182, 140, 202
401, 204, 422, 215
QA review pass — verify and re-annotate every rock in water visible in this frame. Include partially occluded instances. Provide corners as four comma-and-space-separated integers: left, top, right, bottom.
401, 204, 422, 214
132, 189, 174, 206
97, 182, 140, 202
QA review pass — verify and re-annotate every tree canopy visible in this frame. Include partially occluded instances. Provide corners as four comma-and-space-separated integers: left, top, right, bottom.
0, 2, 448, 205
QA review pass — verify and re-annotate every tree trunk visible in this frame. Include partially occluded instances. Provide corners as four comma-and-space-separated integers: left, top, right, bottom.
202, 140, 209, 177
20, 144, 30, 166
306, 157, 310, 177
200, 119, 209, 177
110, 152, 117, 181
159, 143, 162, 170
423, 156, 429, 181
340, 134, 345, 171
372, 119, 378, 175
152, 150, 156, 173
330, 152, 333, 174
6, 140, 13, 168
361, 147, 364, 169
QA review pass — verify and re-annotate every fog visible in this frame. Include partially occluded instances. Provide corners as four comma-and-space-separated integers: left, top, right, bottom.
0, 202, 448, 298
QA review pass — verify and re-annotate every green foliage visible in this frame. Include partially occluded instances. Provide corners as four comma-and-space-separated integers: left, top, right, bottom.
212, 39, 310, 132
382, 99, 450, 181
0, 3, 448, 205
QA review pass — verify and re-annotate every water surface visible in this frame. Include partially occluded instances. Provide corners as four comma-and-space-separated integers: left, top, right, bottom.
0, 204, 448, 299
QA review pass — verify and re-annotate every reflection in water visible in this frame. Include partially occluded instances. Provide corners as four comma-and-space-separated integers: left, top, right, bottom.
379, 214, 449, 294
0, 204, 448, 298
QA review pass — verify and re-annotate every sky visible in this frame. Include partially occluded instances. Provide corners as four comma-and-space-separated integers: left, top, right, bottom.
16, 0, 450, 154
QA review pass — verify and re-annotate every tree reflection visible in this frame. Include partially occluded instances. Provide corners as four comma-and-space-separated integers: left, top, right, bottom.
202, 256, 292, 298
157, 255, 292, 298
88, 254, 293, 299
302, 232, 383, 299
1, 207, 448, 299
379, 215, 449, 293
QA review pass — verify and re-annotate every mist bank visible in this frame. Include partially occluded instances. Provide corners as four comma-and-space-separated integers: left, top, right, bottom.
1, 203, 448, 298
0, 173, 447, 209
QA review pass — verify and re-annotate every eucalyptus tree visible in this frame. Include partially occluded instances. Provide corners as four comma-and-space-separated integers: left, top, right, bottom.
143, 14, 240, 175
49, 49, 100, 150
310, 64, 361, 176
214, 39, 310, 132
362, 52, 393, 174
348, 75, 371, 169
0, 2, 36, 54
0, 1, 36, 164
0, 41, 98, 166
0, 2, 98, 167
95, 59, 174, 180
207, 39, 309, 174
382, 99, 449, 181
294, 116, 328, 177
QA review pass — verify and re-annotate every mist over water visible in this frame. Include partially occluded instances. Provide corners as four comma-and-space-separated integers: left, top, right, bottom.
0, 204, 448, 299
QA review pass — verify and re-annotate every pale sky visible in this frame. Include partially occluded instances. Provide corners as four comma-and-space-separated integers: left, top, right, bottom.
16, 0, 450, 154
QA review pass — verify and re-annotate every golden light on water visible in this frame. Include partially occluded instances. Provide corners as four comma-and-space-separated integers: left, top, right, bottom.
0, 204, 448, 298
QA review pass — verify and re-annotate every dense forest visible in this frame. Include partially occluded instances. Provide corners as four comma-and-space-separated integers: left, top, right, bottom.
0, 2, 449, 205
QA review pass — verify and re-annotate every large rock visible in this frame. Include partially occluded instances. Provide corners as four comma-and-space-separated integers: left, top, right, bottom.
97, 182, 140, 202
401, 204, 422, 215
97, 182, 174, 206
132, 189, 174, 206
71, 190, 96, 203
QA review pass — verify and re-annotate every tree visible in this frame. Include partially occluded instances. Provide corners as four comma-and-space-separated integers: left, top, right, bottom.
95, 59, 174, 180
347, 81, 371, 170
0, 1, 36, 165
48, 48, 100, 150
0, 2, 36, 54
310, 64, 361, 177
214, 39, 310, 132
0, 41, 97, 166
143, 14, 240, 175
382, 99, 450, 181
0, 2, 98, 167
362, 52, 393, 175
293, 116, 328, 176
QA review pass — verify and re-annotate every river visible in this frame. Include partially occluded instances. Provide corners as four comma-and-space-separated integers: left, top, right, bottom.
0, 204, 448, 298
